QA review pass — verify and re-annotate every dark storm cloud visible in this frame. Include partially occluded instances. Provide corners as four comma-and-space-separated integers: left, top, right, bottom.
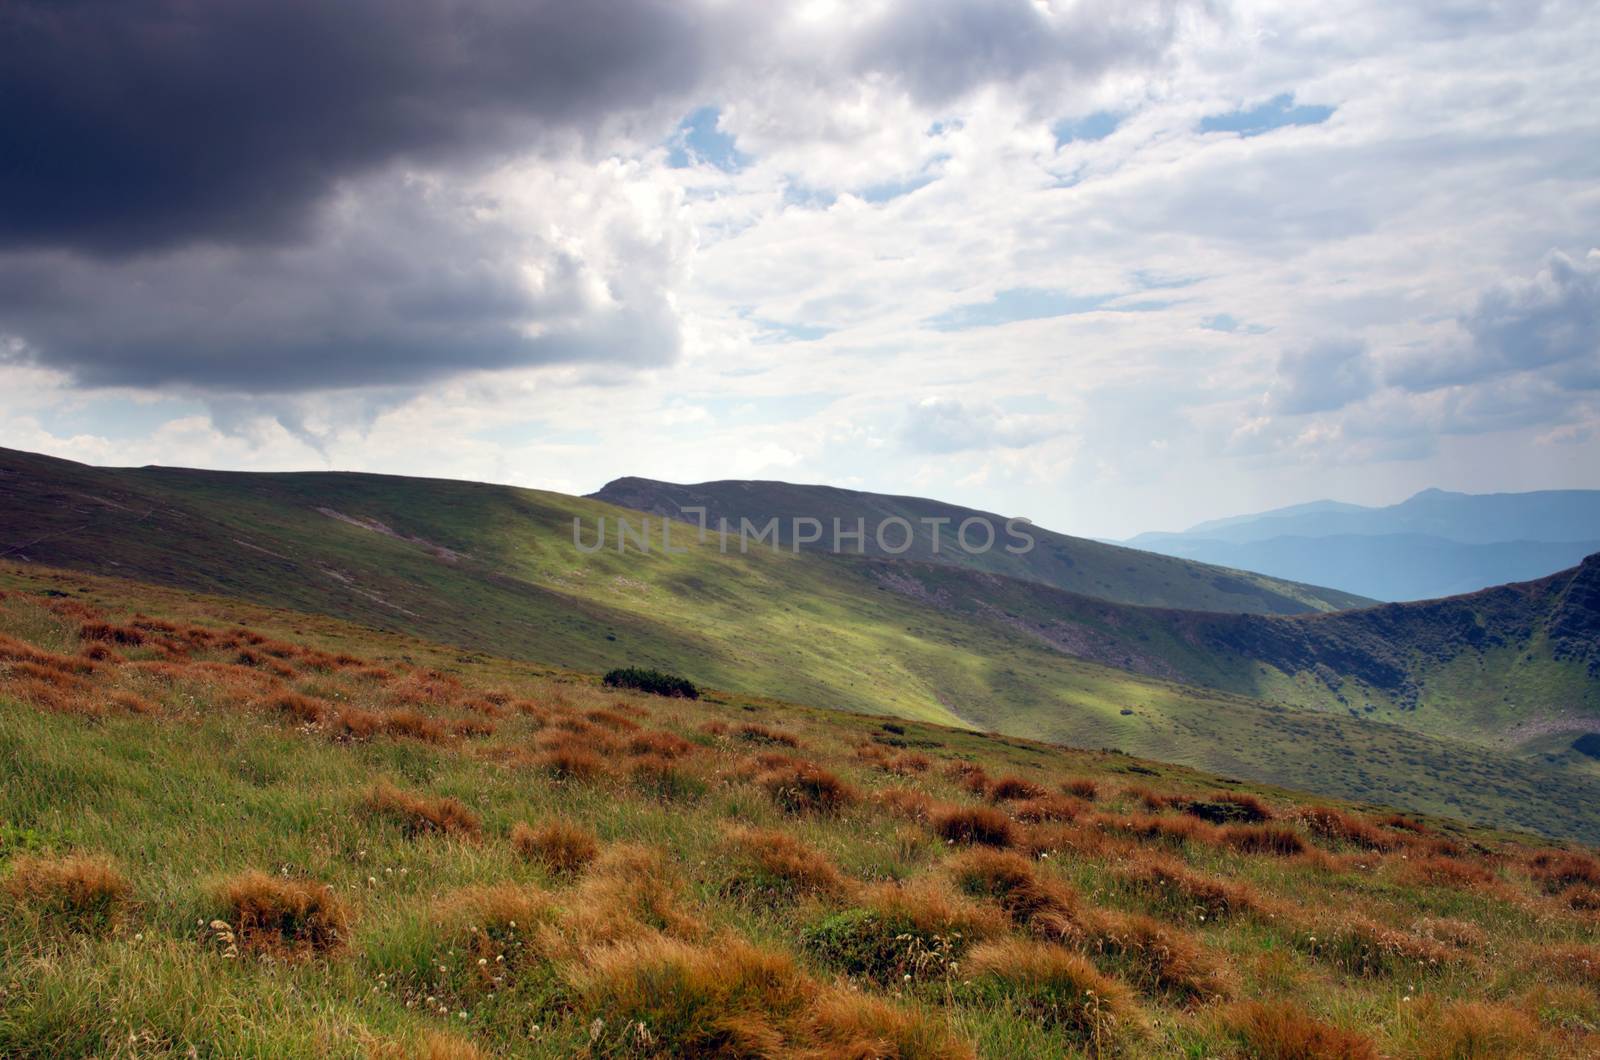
0, 0, 1192, 393
0, 0, 722, 254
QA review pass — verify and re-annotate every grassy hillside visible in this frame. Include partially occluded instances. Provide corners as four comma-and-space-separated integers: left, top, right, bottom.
3, 566, 1600, 1057
3, 447, 1599, 842
590, 476, 1372, 614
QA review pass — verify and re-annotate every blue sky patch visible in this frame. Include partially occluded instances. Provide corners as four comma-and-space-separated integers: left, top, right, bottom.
667, 106, 750, 171
1052, 111, 1119, 148
926, 287, 1112, 331
1198, 93, 1334, 137
1201, 313, 1270, 334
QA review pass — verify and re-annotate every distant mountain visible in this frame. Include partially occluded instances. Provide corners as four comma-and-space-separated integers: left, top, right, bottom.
590, 477, 1371, 615
1126, 488, 1600, 601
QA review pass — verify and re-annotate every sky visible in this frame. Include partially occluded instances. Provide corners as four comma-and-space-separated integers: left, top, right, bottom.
1, 0, 1598, 539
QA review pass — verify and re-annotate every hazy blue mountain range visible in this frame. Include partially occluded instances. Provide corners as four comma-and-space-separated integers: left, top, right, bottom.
1125, 488, 1600, 601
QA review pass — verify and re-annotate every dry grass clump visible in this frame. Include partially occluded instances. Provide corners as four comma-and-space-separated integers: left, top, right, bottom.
737, 722, 799, 747
759, 760, 856, 815
1399, 855, 1497, 890
1410, 916, 1488, 951
1561, 885, 1600, 913
626, 729, 693, 759
803, 988, 976, 1060
531, 736, 609, 782
1295, 915, 1453, 977
560, 844, 704, 950
1116, 852, 1259, 921
266, 690, 329, 725
948, 848, 1076, 937
1012, 795, 1086, 823
721, 825, 849, 900
1417, 1001, 1542, 1060
2, 854, 131, 934
1218, 823, 1308, 857
1541, 943, 1600, 989
584, 707, 640, 732
1298, 807, 1399, 852
876, 786, 936, 822
1081, 909, 1227, 1002
931, 804, 1017, 848
965, 939, 1142, 1048
369, 1031, 489, 1060
1060, 777, 1101, 801
79, 620, 145, 646
365, 781, 482, 838
884, 751, 932, 775
1527, 849, 1600, 894
511, 819, 599, 876
1096, 812, 1218, 848
220, 870, 348, 957
987, 774, 1047, 801
1220, 1000, 1379, 1059
570, 934, 967, 1057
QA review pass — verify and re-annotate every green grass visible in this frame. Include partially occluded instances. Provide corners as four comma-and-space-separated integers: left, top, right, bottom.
0, 579, 1597, 1057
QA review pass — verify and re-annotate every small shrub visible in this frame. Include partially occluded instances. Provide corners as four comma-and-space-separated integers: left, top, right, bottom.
1183, 791, 1273, 824
2, 854, 131, 934
601, 667, 699, 699
759, 761, 856, 815
365, 782, 481, 838
965, 939, 1141, 1047
221, 870, 348, 956
1221, 1000, 1378, 1060
512, 820, 599, 876
931, 805, 1016, 848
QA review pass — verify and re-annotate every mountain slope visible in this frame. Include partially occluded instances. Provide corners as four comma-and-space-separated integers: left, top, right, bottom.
589, 476, 1371, 614
2, 446, 1598, 841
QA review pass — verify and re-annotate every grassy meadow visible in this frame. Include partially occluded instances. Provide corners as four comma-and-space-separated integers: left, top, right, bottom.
2, 566, 1600, 1057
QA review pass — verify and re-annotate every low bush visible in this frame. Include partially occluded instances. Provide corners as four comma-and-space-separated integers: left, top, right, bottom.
601, 667, 699, 699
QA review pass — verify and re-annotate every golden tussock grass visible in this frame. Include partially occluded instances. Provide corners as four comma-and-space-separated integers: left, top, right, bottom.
584, 707, 639, 732
1012, 794, 1086, 823
559, 844, 704, 950
368, 1030, 490, 1060
862, 875, 1010, 942
531, 740, 610, 782
1539, 942, 1600, 989
759, 759, 857, 815
987, 774, 1047, 802
965, 938, 1142, 1047
800, 988, 976, 1059
1398, 855, 1498, 891
365, 781, 482, 838
2, 853, 132, 934
1116, 851, 1260, 921
1096, 812, 1219, 848
1220, 1000, 1378, 1060
1217, 823, 1308, 857
948, 848, 1077, 937
1080, 908, 1228, 1002
1415, 1000, 1543, 1060
931, 804, 1016, 848
720, 825, 849, 900
736, 722, 800, 747
875, 786, 936, 822
221, 870, 348, 957
1527, 849, 1600, 894
1060, 777, 1101, 801
1298, 807, 1400, 852
1294, 914, 1454, 977
626, 729, 693, 758
511, 819, 599, 876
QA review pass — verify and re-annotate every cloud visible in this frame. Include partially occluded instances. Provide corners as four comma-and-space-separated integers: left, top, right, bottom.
1269, 339, 1376, 414
900, 396, 1063, 454
1387, 250, 1600, 392
0, 162, 689, 392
